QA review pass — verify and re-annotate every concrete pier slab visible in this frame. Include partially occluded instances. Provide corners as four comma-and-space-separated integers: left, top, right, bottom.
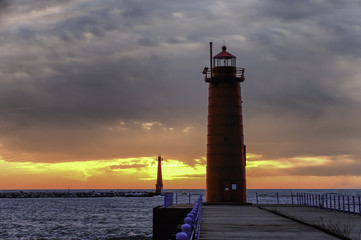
199, 205, 338, 239
261, 205, 361, 240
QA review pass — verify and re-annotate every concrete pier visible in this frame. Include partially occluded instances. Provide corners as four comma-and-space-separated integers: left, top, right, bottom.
261, 205, 361, 240
200, 205, 343, 239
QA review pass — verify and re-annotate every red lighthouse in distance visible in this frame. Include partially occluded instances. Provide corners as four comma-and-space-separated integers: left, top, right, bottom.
155, 155, 163, 194
202, 42, 246, 204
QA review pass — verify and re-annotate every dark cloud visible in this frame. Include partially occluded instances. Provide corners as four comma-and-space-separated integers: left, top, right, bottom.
1, 0, 361, 178
255, 0, 347, 22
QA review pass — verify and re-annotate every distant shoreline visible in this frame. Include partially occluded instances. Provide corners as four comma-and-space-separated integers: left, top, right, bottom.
0, 190, 161, 198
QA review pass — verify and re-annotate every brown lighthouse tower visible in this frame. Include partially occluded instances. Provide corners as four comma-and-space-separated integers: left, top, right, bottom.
202, 43, 246, 203
155, 155, 163, 194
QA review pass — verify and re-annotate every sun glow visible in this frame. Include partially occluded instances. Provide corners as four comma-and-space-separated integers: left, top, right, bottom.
0, 156, 206, 189
0, 153, 359, 189
247, 156, 331, 169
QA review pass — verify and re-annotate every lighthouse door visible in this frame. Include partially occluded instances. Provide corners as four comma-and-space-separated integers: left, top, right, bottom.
222, 181, 231, 201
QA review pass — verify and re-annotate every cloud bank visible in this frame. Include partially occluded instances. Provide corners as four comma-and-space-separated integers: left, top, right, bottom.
1, 0, 361, 182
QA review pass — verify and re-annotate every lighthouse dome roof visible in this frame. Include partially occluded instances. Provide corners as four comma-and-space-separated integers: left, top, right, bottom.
214, 45, 236, 59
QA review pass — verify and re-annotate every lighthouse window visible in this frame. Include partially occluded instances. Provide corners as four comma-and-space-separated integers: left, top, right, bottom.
214, 58, 236, 67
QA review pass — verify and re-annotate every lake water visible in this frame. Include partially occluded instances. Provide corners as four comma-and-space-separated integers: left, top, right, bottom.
1, 189, 360, 239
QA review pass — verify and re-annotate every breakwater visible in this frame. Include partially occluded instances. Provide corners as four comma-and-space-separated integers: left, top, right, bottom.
0, 190, 158, 198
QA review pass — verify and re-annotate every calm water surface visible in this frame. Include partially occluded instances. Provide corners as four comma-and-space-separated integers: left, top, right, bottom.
0, 196, 163, 239
0, 190, 202, 240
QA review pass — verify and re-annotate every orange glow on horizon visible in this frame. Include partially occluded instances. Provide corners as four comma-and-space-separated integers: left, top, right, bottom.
1, 154, 360, 189
0, 157, 206, 190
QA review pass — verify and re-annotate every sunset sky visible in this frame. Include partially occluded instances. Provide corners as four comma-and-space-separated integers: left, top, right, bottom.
1, 0, 361, 189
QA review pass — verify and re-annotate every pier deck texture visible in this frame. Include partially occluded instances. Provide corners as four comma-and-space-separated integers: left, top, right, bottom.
200, 205, 341, 239
261, 205, 361, 240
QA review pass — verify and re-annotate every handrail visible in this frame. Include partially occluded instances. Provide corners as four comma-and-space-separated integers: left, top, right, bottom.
202, 67, 245, 83
176, 195, 203, 240
295, 192, 361, 215
253, 191, 361, 216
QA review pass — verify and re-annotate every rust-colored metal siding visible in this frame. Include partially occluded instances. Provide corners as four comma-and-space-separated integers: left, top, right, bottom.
206, 65, 246, 203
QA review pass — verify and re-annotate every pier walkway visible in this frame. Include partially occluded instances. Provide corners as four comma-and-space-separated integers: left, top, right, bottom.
261, 205, 361, 240
199, 205, 352, 239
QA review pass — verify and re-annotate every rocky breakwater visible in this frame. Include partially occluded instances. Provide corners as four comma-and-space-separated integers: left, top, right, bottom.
0, 190, 159, 198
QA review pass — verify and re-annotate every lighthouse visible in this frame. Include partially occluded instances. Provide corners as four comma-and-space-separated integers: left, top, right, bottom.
155, 155, 163, 194
202, 43, 246, 203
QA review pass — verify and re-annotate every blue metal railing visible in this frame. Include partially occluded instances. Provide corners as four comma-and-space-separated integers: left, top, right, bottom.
295, 192, 361, 215
176, 195, 203, 240
164, 192, 195, 207
164, 192, 174, 208
253, 192, 361, 216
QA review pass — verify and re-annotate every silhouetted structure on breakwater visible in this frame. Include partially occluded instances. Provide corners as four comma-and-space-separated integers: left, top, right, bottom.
155, 155, 163, 194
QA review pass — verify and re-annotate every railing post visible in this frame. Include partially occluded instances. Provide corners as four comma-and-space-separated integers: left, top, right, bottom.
277, 192, 279, 205
176, 192, 178, 204
307, 193, 310, 206
353, 196, 356, 215
312, 194, 314, 207
297, 193, 301, 205
189, 192, 191, 204
338, 195, 341, 212
303, 193, 305, 205
316, 194, 321, 208
299, 193, 301, 205
303, 193, 305, 206
320, 195, 322, 209
325, 194, 328, 209
164, 192, 174, 208
291, 193, 294, 205
348, 196, 350, 214
256, 192, 258, 204
359, 196, 361, 216
343, 195, 345, 213
307, 193, 312, 206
